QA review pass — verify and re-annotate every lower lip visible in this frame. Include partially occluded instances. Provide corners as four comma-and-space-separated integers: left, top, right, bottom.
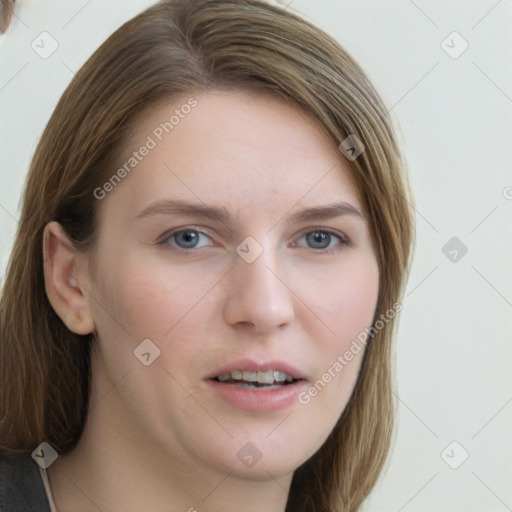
206, 379, 308, 412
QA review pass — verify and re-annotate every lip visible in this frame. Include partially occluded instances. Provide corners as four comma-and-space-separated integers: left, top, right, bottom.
205, 358, 309, 412
206, 358, 308, 380
206, 378, 308, 412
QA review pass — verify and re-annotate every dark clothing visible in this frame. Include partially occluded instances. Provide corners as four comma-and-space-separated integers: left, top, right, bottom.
0, 450, 51, 512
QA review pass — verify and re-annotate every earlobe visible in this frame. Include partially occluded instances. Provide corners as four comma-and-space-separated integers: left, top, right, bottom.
42, 221, 95, 335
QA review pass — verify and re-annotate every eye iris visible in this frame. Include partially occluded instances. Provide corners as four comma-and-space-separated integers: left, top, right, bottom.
307, 231, 330, 249
175, 230, 199, 248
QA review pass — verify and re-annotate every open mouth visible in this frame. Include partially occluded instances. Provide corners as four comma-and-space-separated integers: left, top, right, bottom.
211, 369, 300, 389
207, 364, 307, 411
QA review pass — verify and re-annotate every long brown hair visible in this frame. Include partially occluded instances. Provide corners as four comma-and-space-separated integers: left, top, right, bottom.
0, 1, 414, 510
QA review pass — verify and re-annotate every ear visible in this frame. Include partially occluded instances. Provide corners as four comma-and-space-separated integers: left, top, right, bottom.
42, 221, 95, 335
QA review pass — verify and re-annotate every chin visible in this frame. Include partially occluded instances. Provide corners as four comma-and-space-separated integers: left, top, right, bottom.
200, 429, 319, 481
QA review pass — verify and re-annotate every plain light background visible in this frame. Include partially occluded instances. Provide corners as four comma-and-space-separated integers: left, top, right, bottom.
1, 1, 511, 511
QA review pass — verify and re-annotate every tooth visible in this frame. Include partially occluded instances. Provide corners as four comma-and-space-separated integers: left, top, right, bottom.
217, 373, 230, 381
257, 370, 275, 384
243, 371, 257, 382
231, 370, 243, 380
273, 371, 287, 382
286, 375, 293, 382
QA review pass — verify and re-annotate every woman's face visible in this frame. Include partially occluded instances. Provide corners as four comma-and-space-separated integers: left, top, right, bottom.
81, 90, 379, 480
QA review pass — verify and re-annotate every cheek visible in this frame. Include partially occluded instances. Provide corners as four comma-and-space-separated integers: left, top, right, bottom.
88, 253, 226, 402
92, 252, 221, 340
295, 254, 378, 406
297, 253, 379, 342
336, 263, 379, 335
86, 256, 218, 438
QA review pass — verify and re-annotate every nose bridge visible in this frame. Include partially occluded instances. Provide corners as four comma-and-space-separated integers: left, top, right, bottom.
223, 236, 295, 331
235, 238, 280, 297
238, 244, 277, 291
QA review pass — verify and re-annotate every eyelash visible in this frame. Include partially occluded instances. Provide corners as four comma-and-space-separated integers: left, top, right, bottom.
157, 227, 352, 253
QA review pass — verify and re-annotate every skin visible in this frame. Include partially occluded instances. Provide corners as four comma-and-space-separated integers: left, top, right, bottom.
43, 89, 380, 512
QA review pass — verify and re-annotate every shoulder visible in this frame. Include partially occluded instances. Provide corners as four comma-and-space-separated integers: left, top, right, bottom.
0, 449, 51, 512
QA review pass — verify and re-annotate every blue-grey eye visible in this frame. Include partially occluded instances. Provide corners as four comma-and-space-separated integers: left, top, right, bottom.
307, 231, 331, 249
299, 230, 346, 250
169, 230, 210, 249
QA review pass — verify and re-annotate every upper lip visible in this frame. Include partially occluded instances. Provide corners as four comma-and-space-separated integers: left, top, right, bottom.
207, 358, 308, 381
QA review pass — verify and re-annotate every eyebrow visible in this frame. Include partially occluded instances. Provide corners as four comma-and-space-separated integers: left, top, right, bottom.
135, 199, 364, 224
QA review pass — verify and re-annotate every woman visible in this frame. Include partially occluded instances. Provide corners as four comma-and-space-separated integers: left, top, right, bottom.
0, 1, 414, 510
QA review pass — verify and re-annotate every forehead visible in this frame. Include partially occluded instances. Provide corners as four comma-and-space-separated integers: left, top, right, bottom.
106, 89, 361, 215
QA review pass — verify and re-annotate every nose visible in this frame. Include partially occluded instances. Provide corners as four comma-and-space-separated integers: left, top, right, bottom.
223, 245, 295, 334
